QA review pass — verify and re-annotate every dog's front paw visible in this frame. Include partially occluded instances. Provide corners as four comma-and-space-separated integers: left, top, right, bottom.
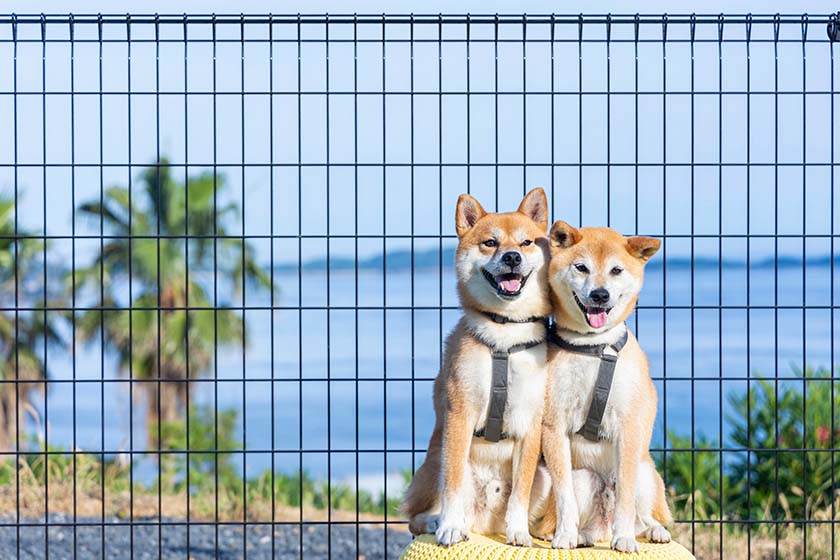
577, 531, 597, 547
644, 525, 671, 543
506, 527, 533, 548
551, 531, 578, 549
611, 533, 639, 553
435, 522, 468, 546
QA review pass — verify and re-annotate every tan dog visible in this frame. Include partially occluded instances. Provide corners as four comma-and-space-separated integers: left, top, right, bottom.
540, 222, 672, 552
401, 188, 552, 546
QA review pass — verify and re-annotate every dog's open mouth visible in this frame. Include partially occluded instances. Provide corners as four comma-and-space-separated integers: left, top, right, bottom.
573, 293, 612, 329
482, 269, 529, 298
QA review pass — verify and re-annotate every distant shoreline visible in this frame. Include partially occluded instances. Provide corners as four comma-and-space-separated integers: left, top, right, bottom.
274, 248, 840, 272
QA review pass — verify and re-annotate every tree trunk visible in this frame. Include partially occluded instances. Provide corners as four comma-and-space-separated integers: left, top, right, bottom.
145, 381, 187, 449
0, 394, 12, 452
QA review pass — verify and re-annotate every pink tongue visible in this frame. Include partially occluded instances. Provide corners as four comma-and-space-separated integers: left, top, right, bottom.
499, 278, 522, 293
587, 310, 608, 329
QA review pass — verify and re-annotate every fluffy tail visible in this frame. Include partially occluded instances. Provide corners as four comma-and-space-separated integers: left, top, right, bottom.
652, 471, 674, 526
529, 489, 557, 538
400, 425, 443, 534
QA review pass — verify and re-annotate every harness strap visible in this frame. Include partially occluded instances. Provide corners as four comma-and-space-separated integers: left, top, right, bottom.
479, 310, 548, 325
549, 326, 628, 442
470, 332, 544, 443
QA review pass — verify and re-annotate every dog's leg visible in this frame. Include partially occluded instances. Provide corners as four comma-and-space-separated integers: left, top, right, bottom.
611, 429, 642, 552
542, 427, 578, 549
435, 405, 474, 546
505, 424, 541, 546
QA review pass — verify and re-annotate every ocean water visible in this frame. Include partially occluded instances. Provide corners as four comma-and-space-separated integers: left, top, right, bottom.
28, 261, 840, 497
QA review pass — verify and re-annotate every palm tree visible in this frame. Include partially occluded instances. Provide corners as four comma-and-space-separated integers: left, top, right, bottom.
0, 197, 59, 451
73, 159, 272, 445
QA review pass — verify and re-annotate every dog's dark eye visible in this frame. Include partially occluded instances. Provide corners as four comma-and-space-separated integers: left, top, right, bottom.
611, 266, 623, 276
483, 239, 498, 248
574, 263, 589, 274
520, 239, 532, 247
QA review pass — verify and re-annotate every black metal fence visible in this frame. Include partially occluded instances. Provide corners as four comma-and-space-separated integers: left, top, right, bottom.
0, 11, 838, 559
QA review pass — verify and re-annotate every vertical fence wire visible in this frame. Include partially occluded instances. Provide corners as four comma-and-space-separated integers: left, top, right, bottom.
211, 15, 220, 559
11, 13, 20, 560
773, 15, 781, 558
353, 15, 361, 558
689, 14, 696, 551
182, 16, 192, 556
661, 15, 669, 504
801, 16, 809, 557
831, 15, 837, 560
125, 13, 136, 560
325, 14, 332, 559
578, 16, 583, 227
716, 17, 725, 558
381, 15, 389, 557
239, 16, 248, 557
296, 14, 304, 558
153, 15, 162, 559
268, 14, 276, 560
606, 14, 611, 226
746, 14, 753, 556
69, 13, 77, 558
39, 16, 48, 559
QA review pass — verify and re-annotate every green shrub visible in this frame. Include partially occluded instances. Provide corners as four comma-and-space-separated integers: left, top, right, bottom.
657, 368, 840, 523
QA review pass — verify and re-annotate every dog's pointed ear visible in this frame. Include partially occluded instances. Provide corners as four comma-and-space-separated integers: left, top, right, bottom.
517, 187, 548, 231
455, 194, 487, 237
626, 236, 661, 262
549, 220, 582, 249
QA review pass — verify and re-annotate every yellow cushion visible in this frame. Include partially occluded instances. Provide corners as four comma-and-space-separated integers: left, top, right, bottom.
400, 533, 696, 560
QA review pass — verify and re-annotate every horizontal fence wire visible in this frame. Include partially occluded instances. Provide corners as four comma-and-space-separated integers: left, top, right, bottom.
0, 11, 838, 560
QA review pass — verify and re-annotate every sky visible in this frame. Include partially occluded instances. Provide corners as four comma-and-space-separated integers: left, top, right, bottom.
7, 1, 839, 16
0, 0, 838, 268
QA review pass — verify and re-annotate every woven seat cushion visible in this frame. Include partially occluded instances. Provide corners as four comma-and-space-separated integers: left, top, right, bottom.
400, 533, 695, 560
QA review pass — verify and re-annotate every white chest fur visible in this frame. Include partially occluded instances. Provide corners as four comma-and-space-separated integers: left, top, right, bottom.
463, 341, 548, 441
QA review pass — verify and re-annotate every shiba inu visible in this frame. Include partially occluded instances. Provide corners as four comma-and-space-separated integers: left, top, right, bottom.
401, 188, 552, 547
540, 222, 672, 553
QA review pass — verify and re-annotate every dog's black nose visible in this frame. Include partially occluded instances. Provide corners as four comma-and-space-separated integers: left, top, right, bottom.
501, 251, 522, 267
589, 288, 610, 305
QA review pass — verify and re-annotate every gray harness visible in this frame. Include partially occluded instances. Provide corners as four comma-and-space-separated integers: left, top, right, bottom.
549, 325, 629, 442
470, 312, 547, 443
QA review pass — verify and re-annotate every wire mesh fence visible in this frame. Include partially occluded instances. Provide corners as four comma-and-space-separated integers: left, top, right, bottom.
0, 11, 837, 559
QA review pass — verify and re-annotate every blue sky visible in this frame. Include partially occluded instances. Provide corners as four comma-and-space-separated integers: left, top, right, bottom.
7, 1, 838, 16
0, 1, 838, 267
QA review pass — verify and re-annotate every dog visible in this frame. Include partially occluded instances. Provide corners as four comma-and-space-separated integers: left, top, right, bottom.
540, 222, 672, 552
401, 188, 553, 547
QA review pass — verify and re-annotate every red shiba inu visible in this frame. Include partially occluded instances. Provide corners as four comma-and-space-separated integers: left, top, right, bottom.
540, 223, 672, 552
401, 188, 552, 547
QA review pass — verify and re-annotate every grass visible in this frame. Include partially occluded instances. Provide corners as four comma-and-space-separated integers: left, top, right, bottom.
667, 490, 840, 560
0, 454, 402, 525
0, 405, 403, 525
